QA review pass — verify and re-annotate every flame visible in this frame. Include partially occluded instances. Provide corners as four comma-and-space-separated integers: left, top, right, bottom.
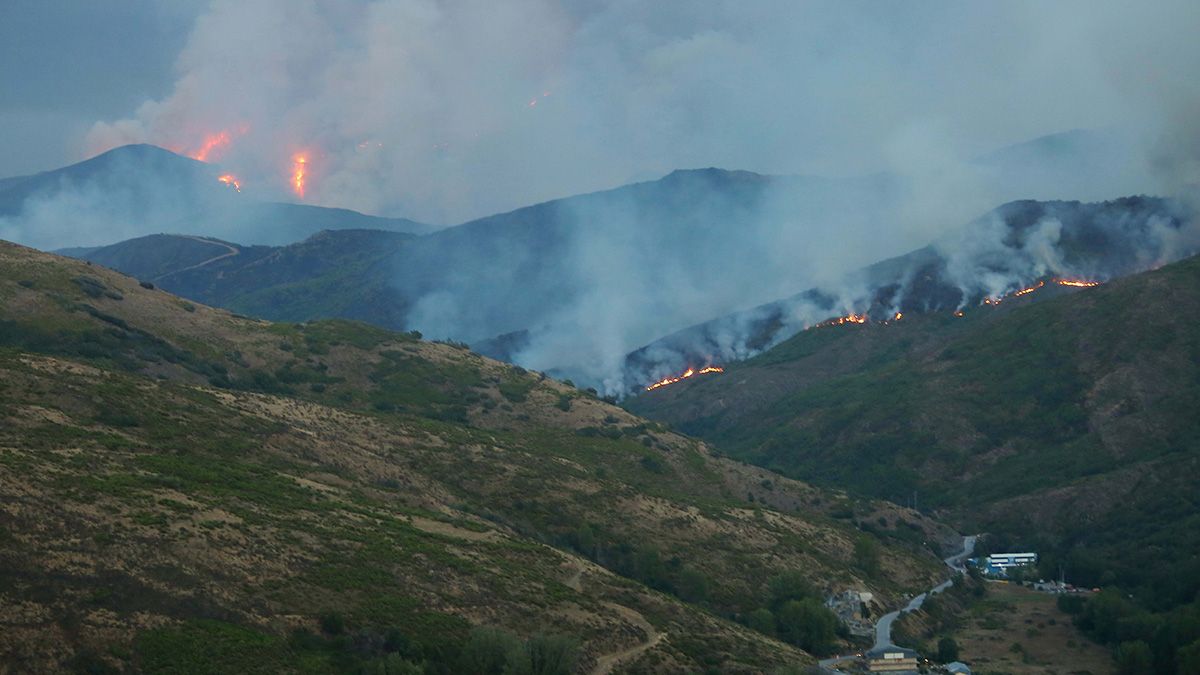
1055, 278, 1101, 288
217, 174, 241, 192
645, 365, 724, 391
893, 312, 903, 321
816, 313, 869, 328
191, 132, 231, 162
1013, 280, 1044, 297
954, 310, 964, 317
291, 153, 308, 198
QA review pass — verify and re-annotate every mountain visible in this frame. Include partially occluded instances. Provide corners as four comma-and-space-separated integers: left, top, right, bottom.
59, 167, 907, 388
0, 239, 949, 672
62, 229, 415, 327
621, 195, 1198, 391
627, 252, 1200, 643
47, 132, 1179, 394
972, 128, 1158, 204
0, 144, 431, 248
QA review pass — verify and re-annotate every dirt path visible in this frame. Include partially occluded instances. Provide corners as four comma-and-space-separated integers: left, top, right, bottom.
556, 554, 666, 674
590, 602, 666, 675
154, 237, 240, 279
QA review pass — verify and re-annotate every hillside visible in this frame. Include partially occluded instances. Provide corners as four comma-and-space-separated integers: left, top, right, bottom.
0, 240, 949, 673
64, 190, 1197, 397
0, 144, 430, 248
628, 254, 1200, 618
61, 166, 912, 390
621, 195, 1196, 391
62, 229, 414, 327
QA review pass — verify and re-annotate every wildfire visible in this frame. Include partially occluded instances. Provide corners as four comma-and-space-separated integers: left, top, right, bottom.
645, 365, 725, 392
893, 312, 903, 321
291, 153, 308, 198
816, 313, 869, 328
190, 131, 231, 162
983, 277, 1103, 306
1013, 281, 1044, 297
217, 174, 241, 192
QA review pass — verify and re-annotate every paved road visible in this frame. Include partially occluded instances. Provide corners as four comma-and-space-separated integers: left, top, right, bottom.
821, 535, 975, 672
873, 535, 976, 650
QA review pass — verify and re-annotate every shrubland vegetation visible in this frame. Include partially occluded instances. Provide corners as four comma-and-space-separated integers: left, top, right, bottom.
0, 241, 946, 672
631, 253, 1200, 672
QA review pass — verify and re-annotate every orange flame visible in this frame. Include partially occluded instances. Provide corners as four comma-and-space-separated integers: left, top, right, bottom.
291, 153, 308, 198
1055, 278, 1101, 288
893, 312, 903, 321
190, 131, 232, 162
645, 365, 724, 391
816, 313, 869, 328
1013, 280, 1044, 297
954, 310, 964, 317
217, 174, 241, 192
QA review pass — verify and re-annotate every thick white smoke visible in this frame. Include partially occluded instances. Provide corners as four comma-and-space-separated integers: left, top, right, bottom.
35, 0, 1200, 394
82, 0, 1198, 226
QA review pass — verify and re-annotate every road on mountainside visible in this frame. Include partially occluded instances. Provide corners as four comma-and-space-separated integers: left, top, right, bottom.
820, 535, 976, 673
153, 236, 240, 279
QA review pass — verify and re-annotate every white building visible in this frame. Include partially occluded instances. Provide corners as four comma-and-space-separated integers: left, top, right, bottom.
985, 552, 1037, 570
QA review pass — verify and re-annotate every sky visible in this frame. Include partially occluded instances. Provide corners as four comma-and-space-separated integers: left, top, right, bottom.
1, 0, 1197, 225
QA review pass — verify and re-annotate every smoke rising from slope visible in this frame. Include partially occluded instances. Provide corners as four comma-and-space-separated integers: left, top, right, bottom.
621, 196, 1200, 393
82, 0, 1198, 224
15, 0, 1200, 393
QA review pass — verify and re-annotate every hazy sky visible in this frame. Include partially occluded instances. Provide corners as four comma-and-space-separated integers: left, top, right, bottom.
2, 1, 1197, 223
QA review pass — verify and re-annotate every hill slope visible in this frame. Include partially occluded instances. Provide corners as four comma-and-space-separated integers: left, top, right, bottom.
66, 191, 1197, 397
0, 240, 947, 673
0, 144, 430, 248
628, 254, 1200, 614
621, 195, 1197, 391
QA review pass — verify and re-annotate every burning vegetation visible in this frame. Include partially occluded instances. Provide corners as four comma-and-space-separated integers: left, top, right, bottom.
807, 276, 1103, 334
814, 313, 869, 328
217, 174, 241, 192
645, 365, 725, 391
292, 152, 309, 199
982, 278, 1103, 307
190, 131, 232, 162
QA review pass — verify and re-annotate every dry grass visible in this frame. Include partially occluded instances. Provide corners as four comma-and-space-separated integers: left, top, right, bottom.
953, 584, 1113, 675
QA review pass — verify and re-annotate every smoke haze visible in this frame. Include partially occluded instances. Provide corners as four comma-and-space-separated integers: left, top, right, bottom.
5, 1, 1200, 393
74, 0, 1198, 224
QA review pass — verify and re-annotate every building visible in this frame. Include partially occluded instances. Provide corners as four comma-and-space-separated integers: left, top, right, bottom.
984, 552, 1037, 577
867, 645, 920, 673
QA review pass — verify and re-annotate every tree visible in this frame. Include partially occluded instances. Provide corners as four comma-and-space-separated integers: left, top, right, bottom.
1115, 640, 1153, 675
506, 634, 577, 675
676, 567, 710, 603
746, 608, 776, 638
459, 627, 521, 675
775, 598, 838, 655
1178, 640, 1200, 675
366, 654, 426, 675
937, 636, 960, 663
768, 570, 816, 609
853, 536, 881, 576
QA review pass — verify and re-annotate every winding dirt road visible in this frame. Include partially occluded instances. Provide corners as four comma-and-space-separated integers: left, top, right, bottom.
558, 555, 668, 675
590, 602, 666, 675
153, 236, 240, 279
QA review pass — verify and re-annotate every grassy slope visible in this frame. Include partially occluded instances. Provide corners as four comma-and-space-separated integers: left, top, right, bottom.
628, 256, 1200, 609
0, 241, 946, 673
